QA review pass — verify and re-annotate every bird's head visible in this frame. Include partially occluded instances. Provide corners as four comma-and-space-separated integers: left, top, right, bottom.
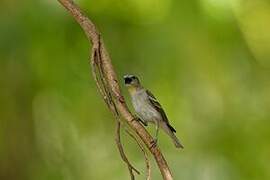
124, 74, 141, 89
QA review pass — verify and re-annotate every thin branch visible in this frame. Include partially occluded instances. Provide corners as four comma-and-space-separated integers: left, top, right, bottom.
116, 121, 140, 179
92, 36, 139, 179
91, 48, 107, 104
125, 129, 151, 180
57, 0, 174, 179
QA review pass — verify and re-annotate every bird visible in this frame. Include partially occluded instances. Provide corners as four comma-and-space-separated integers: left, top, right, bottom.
124, 74, 184, 148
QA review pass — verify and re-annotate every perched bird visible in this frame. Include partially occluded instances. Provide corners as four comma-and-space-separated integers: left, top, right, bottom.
124, 74, 184, 148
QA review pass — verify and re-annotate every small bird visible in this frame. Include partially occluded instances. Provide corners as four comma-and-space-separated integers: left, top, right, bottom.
124, 74, 184, 148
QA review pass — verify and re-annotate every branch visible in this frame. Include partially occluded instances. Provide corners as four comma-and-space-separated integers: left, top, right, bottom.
116, 121, 140, 179
125, 129, 151, 180
57, 0, 174, 179
93, 39, 140, 179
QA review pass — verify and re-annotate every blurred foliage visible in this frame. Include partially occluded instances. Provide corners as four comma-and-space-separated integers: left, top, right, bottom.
1, 0, 270, 180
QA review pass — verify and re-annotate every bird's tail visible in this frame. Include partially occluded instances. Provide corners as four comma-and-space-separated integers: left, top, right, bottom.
161, 122, 184, 149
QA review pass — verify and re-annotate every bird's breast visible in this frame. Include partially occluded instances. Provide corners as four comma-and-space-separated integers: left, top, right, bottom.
131, 91, 161, 122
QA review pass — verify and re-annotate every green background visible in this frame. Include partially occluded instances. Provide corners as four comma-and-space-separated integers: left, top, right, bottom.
1, 0, 270, 179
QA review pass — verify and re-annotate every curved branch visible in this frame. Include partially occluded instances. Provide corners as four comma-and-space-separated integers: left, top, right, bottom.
57, 0, 174, 179
93, 42, 140, 179
116, 121, 140, 180
125, 129, 151, 180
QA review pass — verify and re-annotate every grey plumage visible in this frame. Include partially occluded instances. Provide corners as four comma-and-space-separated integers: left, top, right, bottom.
124, 75, 184, 148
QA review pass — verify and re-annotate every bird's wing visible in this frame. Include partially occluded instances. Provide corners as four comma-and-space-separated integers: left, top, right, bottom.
146, 90, 176, 132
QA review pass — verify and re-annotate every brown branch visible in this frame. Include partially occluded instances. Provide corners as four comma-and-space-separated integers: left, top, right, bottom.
57, 0, 174, 179
125, 129, 151, 180
116, 121, 140, 179
93, 39, 139, 179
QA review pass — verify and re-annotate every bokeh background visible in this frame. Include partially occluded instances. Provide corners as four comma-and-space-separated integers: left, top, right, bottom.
1, 0, 270, 179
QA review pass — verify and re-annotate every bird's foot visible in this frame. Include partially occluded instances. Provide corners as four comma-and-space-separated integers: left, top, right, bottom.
150, 138, 158, 149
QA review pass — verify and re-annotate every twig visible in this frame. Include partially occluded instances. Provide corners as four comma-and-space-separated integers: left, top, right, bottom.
125, 129, 151, 180
57, 0, 174, 179
116, 121, 140, 179
92, 36, 139, 179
